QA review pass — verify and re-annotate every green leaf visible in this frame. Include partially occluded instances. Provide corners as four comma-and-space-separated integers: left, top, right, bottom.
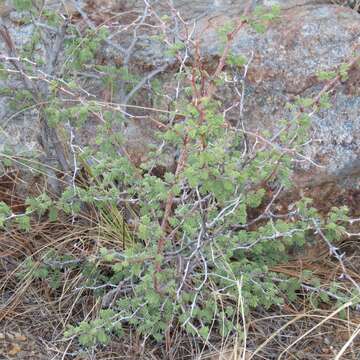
319, 291, 330, 304
0, 202, 11, 217
0, 64, 9, 80
199, 326, 209, 339
49, 207, 58, 222
13, 0, 33, 11
317, 70, 336, 81
96, 329, 109, 344
16, 215, 31, 232
339, 63, 350, 81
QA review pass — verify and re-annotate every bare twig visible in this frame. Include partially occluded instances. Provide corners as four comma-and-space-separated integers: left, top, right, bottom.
0, 22, 72, 181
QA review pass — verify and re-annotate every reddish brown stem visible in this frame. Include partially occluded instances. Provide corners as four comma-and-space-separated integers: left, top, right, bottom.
152, 2, 253, 292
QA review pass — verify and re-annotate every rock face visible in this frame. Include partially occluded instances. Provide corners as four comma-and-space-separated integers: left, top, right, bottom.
193, 1, 360, 187
130, 0, 360, 187
0, 0, 359, 188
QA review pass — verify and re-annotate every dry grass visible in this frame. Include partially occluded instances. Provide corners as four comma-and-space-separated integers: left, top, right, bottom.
1, 168, 360, 359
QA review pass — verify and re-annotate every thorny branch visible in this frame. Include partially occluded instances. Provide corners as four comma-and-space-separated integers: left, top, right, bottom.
152, 2, 255, 293
312, 218, 360, 294
71, 0, 170, 109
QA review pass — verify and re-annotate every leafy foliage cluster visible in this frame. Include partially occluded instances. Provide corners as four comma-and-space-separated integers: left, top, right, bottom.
1, 0, 359, 351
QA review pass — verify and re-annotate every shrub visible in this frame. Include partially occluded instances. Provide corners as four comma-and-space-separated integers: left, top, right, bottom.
0, 0, 359, 351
